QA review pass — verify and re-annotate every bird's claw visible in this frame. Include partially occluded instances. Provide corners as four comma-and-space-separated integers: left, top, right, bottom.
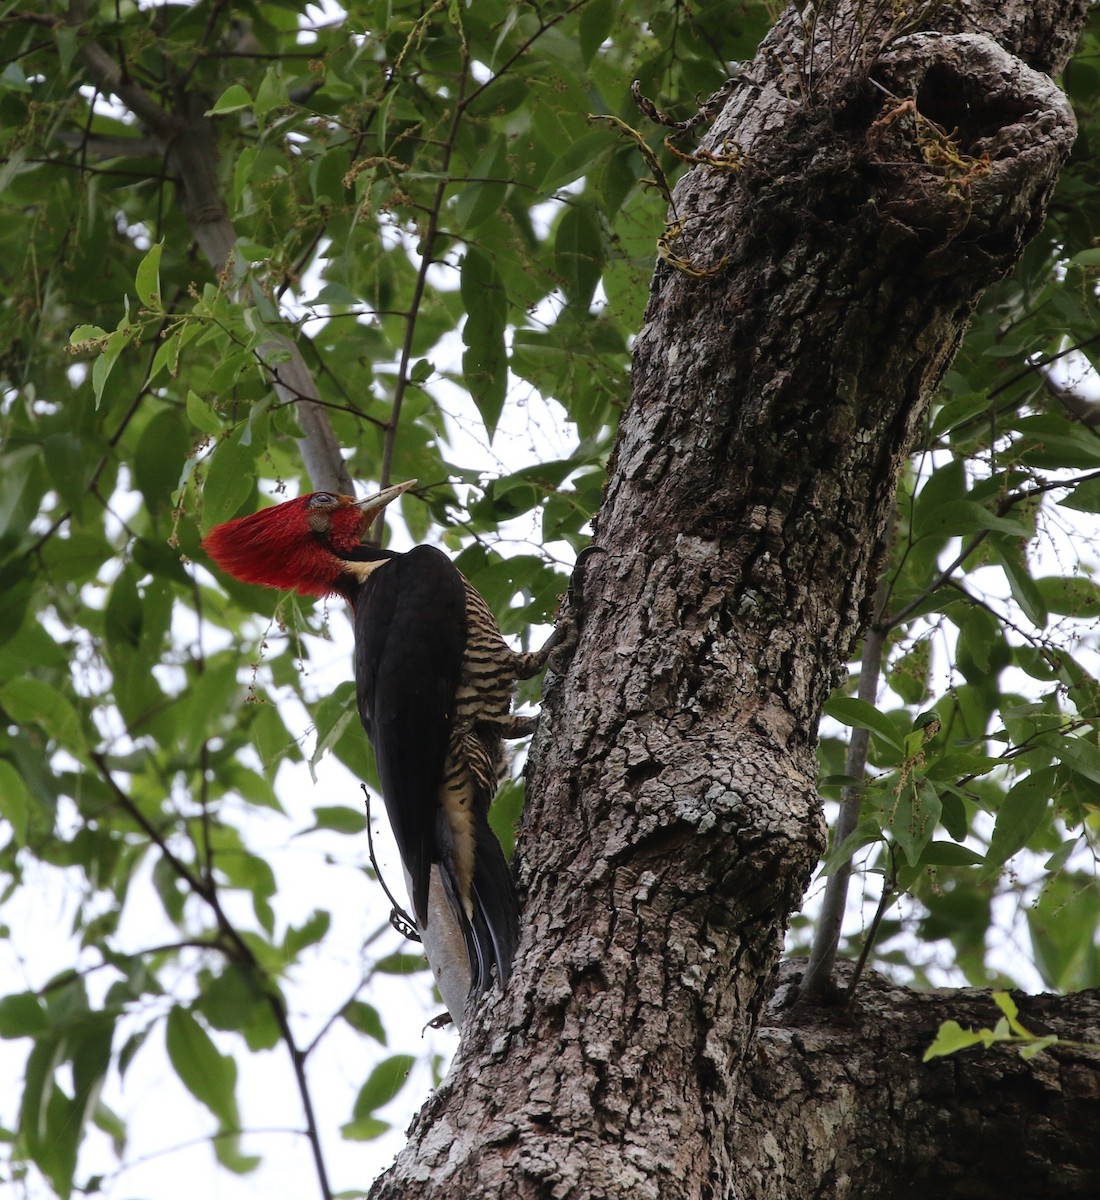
544, 544, 601, 674
546, 612, 579, 675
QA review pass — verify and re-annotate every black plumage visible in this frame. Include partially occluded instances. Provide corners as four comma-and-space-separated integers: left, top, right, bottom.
351, 544, 520, 995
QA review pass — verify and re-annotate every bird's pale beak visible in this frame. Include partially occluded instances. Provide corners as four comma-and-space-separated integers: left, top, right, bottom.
354, 479, 418, 517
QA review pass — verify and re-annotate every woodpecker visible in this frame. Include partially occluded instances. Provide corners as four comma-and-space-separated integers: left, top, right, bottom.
202, 481, 561, 1023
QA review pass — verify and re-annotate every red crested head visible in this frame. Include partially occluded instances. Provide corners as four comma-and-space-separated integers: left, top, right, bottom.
201, 480, 416, 598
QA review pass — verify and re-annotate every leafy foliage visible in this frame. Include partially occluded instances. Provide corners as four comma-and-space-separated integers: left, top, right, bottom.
0, 1, 771, 1194
808, 40, 1100, 986
0, 1, 1098, 1197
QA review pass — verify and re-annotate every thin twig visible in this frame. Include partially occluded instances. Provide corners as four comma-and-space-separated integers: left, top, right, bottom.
373, 49, 471, 530
303, 919, 402, 1059
361, 785, 420, 941
801, 529, 893, 1001
73, 21, 350, 494
90, 753, 335, 1200
844, 846, 899, 1007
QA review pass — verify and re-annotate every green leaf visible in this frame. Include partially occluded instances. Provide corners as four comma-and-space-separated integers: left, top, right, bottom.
985, 767, 1054, 871
916, 841, 985, 867
351, 1054, 415, 1119
930, 391, 992, 437
373, 952, 428, 976
937, 788, 970, 842
912, 499, 1031, 540
991, 990, 1028, 1035
955, 602, 1007, 678
989, 536, 1047, 628
311, 685, 361, 776
822, 696, 903, 752
542, 129, 613, 193
70, 323, 107, 346
0, 992, 50, 1038
1034, 575, 1100, 617
198, 967, 281, 1053
1041, 733, 1100, 787
889, 776, 942, 867
923, 1019, 984, 1061
1058, 475, 1100, 513
135, 241, 163, 307
340, 1114, 390, 1141
92, 1098, 128, 1158
308, 804, 368, 835
1027, 872, 1100, 990
253, 68, 289, 117
554, 202, 604, 310
342, 1001, 387, 1044
165, 1008, 240, 1131
0, 62, 30, 93
460, 248, 508, 438
187, 389, 222, 435
0, 144, 28, 193
283, 909, 331, 959
215, 1135, 261, 1175
202, 434, 257, 531
20, 1039, 80, 1197
208, 84, 253, 115
55, 24, 78, 71
0, 678, 83, 749
887, 639, 931, 705
91, 325, 131, 410
579, 0, 614, 62
1044, 838, 1079, 873
0, 758, 31, 844
1014, 414, 1100, 468
819, 817, 884, 875
454, 137, 510, 231
1018, 1034, 1060, 1059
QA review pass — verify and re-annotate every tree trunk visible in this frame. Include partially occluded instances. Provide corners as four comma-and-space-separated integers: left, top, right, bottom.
369, 3, 1090, 1196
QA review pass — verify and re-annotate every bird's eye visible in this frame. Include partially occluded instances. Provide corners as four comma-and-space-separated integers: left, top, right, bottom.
309, 492, 337, 509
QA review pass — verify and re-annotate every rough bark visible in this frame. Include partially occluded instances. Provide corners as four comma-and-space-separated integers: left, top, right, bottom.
370, 3, 1089, 1197
740, 961, 1100, 1200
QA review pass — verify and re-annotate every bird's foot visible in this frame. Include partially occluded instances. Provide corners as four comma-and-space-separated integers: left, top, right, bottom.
520, 544, 603, 678
545, 612, 578, 675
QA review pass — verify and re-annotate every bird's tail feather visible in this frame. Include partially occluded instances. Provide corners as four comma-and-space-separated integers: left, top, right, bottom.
439, 823, 519, 998
471, 815, 520, 989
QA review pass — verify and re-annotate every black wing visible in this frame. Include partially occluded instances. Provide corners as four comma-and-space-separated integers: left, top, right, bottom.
353, 545, 466, 927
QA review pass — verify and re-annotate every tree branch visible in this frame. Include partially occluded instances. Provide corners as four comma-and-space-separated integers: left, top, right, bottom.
89, 753, 335, 1200
372, 50, 471, 518
740, 960, 1100, 1200
370, 4, 1087, 1195
801, 529, 893, 1000
73, 28, 352, 495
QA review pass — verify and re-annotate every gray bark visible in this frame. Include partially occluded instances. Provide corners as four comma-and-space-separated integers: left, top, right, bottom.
741, 960, 1100, 1200
371, 3, 1091, 1197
